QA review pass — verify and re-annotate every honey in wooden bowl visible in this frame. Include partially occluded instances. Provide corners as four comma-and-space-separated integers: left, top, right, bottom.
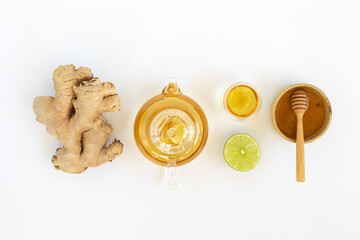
271, 84, 331, 143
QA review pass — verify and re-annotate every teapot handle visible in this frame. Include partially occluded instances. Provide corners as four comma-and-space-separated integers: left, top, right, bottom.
166, 160, 177, 190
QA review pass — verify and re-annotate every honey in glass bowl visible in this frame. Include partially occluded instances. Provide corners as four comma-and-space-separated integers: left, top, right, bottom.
223, 82, 261, 119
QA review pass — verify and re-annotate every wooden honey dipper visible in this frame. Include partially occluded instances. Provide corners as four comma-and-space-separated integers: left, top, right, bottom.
291, 89, 309, 182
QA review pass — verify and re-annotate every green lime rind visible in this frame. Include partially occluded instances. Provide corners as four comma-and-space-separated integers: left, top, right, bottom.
223, 133, 260, 171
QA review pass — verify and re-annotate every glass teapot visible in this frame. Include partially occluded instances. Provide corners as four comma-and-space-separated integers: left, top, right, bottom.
134, 79, 208, 189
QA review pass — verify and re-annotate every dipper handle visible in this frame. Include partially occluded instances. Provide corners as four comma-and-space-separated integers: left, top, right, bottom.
296, 115, 305, 182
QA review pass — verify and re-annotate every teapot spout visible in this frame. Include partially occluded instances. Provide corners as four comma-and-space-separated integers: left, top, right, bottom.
163, 77, 182, 96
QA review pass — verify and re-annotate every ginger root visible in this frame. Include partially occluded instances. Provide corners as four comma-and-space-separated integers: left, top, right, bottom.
34, 65, 123, 173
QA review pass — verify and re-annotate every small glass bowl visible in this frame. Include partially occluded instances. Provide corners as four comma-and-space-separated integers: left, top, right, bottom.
222, 82, 262, 121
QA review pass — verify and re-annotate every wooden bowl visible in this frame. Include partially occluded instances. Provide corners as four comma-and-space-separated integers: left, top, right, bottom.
271, 84, 332, 143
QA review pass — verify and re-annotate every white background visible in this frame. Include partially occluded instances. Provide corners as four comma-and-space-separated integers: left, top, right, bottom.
1, 0, 359, 239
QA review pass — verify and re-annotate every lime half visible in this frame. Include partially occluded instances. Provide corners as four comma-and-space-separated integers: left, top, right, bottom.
223, 133, 260, 171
